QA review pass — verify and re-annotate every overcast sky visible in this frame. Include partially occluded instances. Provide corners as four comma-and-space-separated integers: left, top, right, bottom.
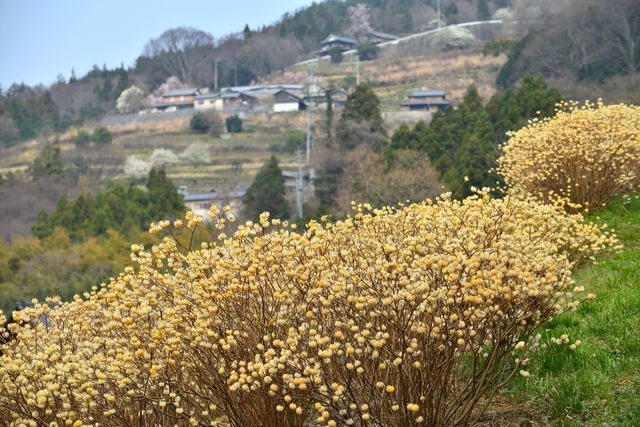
0, 0, 316, 89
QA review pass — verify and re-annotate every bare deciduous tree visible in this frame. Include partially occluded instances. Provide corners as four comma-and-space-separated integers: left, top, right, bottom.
238, 34, 302, 79
143, 27, 215, 86
64, 146, 123, 185
609, 0, 640, 74
337, 148, 442, 210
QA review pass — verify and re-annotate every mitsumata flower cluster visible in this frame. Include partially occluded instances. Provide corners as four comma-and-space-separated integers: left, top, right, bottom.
497, 100, 640, 213
0, 188, 616, 427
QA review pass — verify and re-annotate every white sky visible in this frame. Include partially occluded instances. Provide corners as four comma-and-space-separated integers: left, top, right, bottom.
0, 0, 316, 88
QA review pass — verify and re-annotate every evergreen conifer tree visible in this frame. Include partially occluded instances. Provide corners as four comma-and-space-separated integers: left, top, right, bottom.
147, 169, 184, 219
326, 91, 333, 140
477, 0, 491, 21
243, 156, 290, 221
30, 143, 64, 178
337, 85, 386, 150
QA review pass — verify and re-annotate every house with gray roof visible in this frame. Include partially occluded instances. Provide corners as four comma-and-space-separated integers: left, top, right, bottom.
178, 187, 246, 219
154, 88, 201, 110
400, 88, 450, 113
320, 34, 357, 52
273, 90, 307, 112
365, 31, 399, 44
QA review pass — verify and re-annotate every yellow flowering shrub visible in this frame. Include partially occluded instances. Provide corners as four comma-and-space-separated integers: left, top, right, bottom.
497, 101, 640, 212
0, 193, 617, 427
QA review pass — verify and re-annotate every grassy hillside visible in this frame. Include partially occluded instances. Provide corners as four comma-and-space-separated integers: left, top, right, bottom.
486, 195, 640, 426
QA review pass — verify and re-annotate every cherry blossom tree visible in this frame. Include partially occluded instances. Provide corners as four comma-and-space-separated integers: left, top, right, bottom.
123, 156, 152, 181
116, 86, 145, 114
347, 4, 373, 39
146, 76, 187, 107
150, 148, 179, 168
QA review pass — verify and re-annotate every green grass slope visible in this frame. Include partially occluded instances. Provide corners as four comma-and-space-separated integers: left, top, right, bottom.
503, 194, 640, 426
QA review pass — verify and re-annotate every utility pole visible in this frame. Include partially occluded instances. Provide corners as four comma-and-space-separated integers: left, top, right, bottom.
437, 0, 441, 29
214, 60, 220, 90
296, 147, 304, 219
305, 66, 315, 165
234, 66, 238, 87
356, 55, 360, 86
306, 106, 312, 164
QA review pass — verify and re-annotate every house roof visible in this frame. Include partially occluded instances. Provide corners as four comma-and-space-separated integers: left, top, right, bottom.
321, 34, 357, 46
330, 88, 349, 96
304, 82, 326, 96
154, 101, 195, 108
182, 191, 217, 202
409, 89, 446, 97
163, 88, 201, 97
181, 190, 246, 202
221, 91, 254, 99
400, 100, 450, 107
274, 90, 305, 103
220, 85, 304, 97
194, 93, 221, 100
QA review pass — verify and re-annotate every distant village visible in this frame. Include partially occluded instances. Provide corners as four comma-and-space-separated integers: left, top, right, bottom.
145, 32, 451, 116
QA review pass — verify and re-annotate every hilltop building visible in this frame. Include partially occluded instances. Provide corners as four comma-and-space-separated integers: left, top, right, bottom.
154, 88, 201, 111
273, 90, 307, 112
315, 34, 358, 57
364, 31, 399, 44
400, 88, 450, 113
177, 187, 246, 218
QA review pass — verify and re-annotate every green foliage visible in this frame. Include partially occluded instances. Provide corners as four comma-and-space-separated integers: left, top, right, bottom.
32, 171, 185, 242
226, 115, 243, 133
496, 30, 538, 89
329, 46, 344, 63
490, 73, 563, 133
284, 129, 306, 153
483, 38, 516, 57
504, 194, 640, 425
444, 1, 458, 18
388, 79, 562, 198
356, 42, 380, 61
113, 69, 131, 100
338, 85, 386, 150
398, 8, 413, 32
94, 79, 113, 103
190, 112, 210, 134
477, 0, 491, 21
91, 126, 113, 144
4, 91, 60, 140
243, 155, 289, 221
29, 143, 64, 179
146, 168, 185, 220
342, 75, 357, 90
74, 129, 91, 147
326, 91, 334, 140
243, 24, 252, 41
190, 110, 224, 136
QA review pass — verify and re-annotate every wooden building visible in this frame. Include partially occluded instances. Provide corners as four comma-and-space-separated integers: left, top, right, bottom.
400, 89, 450, 113
154, 88, 201, 110
320, 34, 357, 52
273, 90, 307, 112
